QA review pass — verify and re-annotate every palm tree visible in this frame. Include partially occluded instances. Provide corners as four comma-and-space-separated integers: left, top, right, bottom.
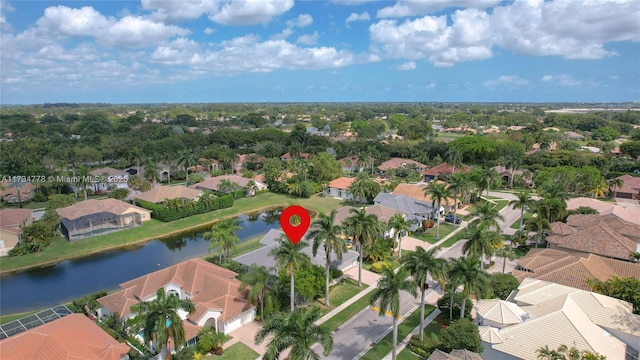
76, 165, 90, 200
445, 149, 463, 175
462, 223, 503, 270
144, 159, 161, 184
401, 247, 446, 341
348, 172, 379, 204
509, 191, 536, 232
130, 288, 195, 360
447, 173, 470, 227
469, 200, 505, 231
495, 244, 517, 273
239, 264, 279, 321
344, 207, 383, 287
607, 177, 624, 198
308, 210, 347, 307
177, 150, 198, 184
255, 306, 333, 360
387, 213, 412, 259
424, 182, 451, 239
449, 256, 489, 319
525, 214, 550, 248
505, 155, 522, 189
370, 266, 418, 360
130, 146, 144, 177
590, 178, 608, 199
270, 235, 310, 312
204, 218, 241, 263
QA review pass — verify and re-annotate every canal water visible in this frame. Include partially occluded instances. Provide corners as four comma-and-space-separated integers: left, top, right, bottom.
0, 210, 282, 315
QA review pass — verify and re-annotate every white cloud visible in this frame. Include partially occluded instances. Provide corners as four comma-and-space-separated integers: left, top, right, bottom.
377, 0, 500, 18
204, 27, 216, 34
1, 1, 15, 31
396, 61, 416, 70
297, 31, 319, 45
540, 74, 582, 87
331, 0, 377, 5
209, 0, 294, 25
141, 0, 218, 22
287, 14, 313, 28
346, 12, 370, 24
484, 75, 529, 88
36, 6, 112, 37
425, 82, 436, 89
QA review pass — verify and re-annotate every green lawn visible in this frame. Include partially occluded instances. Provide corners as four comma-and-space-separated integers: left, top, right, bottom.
439, 230, 467, 248
0, 193, 344, 273
410, 223, 456, 244
360, 306, 435, 360
322, 291, 376, 332
397, 348, 425, 360
494, 200, 510, 212
316, 278, 364, 314
213, 342, 258, 359
509, 211, 532, 229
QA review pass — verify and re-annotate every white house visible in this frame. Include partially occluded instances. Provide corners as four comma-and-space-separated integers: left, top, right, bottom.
323, 177, 360, 201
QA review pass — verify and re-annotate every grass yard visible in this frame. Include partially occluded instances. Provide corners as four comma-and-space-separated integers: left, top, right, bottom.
411, 223, 456, 244
0, 193, 344, 273
321, 291, 376, 332
316, 278, 364, 314
211, 342, 258, 359
509, 211, 532, 229
439, 229, 467, 248
397, 348, 425, 360
360, 306, 435, 360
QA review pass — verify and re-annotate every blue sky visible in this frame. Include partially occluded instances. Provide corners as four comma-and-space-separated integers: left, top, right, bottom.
1, 0, 639, 104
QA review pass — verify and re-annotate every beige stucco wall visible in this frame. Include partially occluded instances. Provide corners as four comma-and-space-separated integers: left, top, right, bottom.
122, 207, 151, 222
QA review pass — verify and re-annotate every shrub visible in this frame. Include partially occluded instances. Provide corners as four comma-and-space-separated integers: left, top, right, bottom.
437, 318, 483, 353
370, 261, 391, 274
135, 195, 233, 222
329, 268, 343, 279
437, 291, 473, 323
483, 273, 519, 300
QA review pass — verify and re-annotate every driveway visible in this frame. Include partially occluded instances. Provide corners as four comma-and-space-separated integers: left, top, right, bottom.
342, 266, 381, 287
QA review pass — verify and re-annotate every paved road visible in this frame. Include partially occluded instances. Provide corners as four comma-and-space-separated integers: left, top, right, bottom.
315, 289, 422, 360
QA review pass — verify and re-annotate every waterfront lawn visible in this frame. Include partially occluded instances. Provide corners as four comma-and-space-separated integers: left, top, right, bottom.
360, 306, 435, 360
213, 343, 258, 359
322, 291, 375, 332
0, 193, 344, 273
317, 278, 363, 314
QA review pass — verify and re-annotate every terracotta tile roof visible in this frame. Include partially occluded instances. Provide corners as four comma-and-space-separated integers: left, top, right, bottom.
0, 181, 37, 200
99, 259, 252, 324
378, 158, 426, 171
132, 185, 202, 203
428, 349, 483, 360
327, 177, 355, 190
191, 175, 266, 192
392, 183, 456, 207
566, 197, 640, 225
89, 167, 128, 177
338, 156, 374, 167
513, 248, 639, 290
56, 198, 148, 221
549, 221, 577, 235
421, 162, 471, 177
0, 208, 32, 227
0, 313, 130, 360
618, 174, 640, 189
281, 152, 309, 159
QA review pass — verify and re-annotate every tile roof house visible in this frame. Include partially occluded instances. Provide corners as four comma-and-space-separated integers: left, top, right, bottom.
338, 156, 374, 174
132, 185, 202, 204
378, 158, 427, 172
333, 204, 405, 239
373, 192, 434, 231
280, 152, 310, 161
422, 162, 471, 181
234, 229, 359, 272
392, 182, 457, 208
97, 259, 255, 337
565, 131, 585, 140
191, 175, 267, 195
0, 313, 130, 360
476, 278, 639, 360
546, 214, 640, 260
513, 248, 640, 291
612, 174, 640, 199
427, 349, 483, 360
0, 180, 37, 204
0, 208, 32, 256
323, 177, 358, 201
57, 198, 151, 241
89, 167, 130, 192
566, 197, 640, 225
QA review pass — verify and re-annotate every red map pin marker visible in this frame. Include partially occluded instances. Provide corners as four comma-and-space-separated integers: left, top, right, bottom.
280, 205, 310, 244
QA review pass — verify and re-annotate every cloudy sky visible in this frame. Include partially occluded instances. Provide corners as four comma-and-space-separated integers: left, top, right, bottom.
1, 0, 639, 104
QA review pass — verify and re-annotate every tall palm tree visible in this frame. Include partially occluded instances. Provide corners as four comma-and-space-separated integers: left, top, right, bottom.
204, 218, 241, 263
478, 167, 499, 196
344, 207, 383, 287
130, 288, 195, 360
607, 177, 624, 198
590, 178, 608, 199
348, 172, 379, 204
177, 150, 198, 184
447, 173, 470, 227
495, 245, 517, 274
255, 306, 333, 360
462, 224, 503, 270
401, 247, 446, 341
424, 182, 451, 239
270, 235, 310, 312
370, 267, 417, 360
239, 264, 279, 321
469, 200, 505, 231
130, 146, 144, 177
308, 210, 347, 307
387, 213, 412, 259
449, 256, 489, 319
525, 214, 550, 248
509, 191, 536, 232
445, 149, 463, 175
76, 165, 90, 200
144, 159, 161, 184
505, 155, 522, 189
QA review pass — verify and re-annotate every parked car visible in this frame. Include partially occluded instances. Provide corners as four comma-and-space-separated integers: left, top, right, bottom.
444, 214, 462, 224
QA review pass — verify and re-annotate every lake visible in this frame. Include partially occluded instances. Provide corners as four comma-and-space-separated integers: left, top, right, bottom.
0, 209, 282, 315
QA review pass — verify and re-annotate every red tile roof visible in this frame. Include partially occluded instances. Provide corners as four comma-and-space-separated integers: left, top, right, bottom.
327, 177, 355, 190
0, 314, 130, 360
378, 158, 426, 171
56, 198, 148, 220
421, 162, 471, 177
132, 185, 201, 203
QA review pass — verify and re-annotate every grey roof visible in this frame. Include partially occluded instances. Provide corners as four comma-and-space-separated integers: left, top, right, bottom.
234, 229, 359, 272
373, 193, 433, 217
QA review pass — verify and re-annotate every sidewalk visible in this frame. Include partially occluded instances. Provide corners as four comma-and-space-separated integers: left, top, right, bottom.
431, 219, 470, 248
381, 308, 442, 360
315, 282, 378, 325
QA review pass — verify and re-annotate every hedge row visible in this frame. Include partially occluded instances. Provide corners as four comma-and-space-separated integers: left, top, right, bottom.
135, 195, 234, 222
